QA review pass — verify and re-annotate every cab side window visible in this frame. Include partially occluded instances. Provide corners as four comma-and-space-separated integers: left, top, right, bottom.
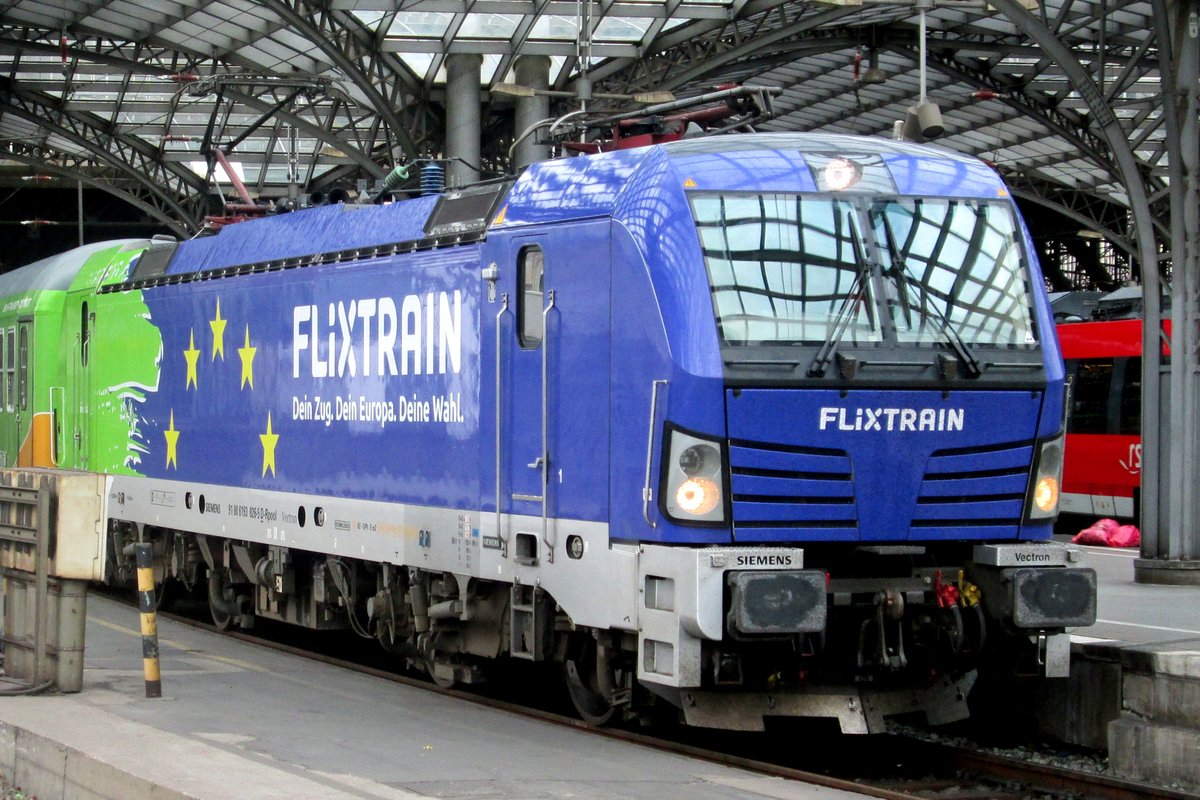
518, 246, 545, 349
0, 327, 6, 411
1065, 358, 1111, 434
1066, 356, 1142, 435
1117, 356, 1141, 435
81, 302, 90, 367
18, 326, 28, 412
6, 328, 15, 412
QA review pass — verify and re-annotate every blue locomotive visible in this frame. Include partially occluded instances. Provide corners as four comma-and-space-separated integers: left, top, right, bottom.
5, 133, 1095, 732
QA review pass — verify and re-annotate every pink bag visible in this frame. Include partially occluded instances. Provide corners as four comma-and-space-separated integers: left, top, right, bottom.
1072, 517, 1140, 547
1108, 524, 1141, 547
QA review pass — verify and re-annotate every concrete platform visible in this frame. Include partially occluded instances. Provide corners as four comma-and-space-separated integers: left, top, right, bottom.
1068, 537, 1200, 646
1046, 538, 1200, 792
1, 536, 1195, 799
0, 594, 871, 800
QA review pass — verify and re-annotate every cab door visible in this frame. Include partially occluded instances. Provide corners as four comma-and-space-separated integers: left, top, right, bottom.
69, 300, 91, 469
15, 318, 34, 466
503, 239, 553, 563
0, 323, 12, 466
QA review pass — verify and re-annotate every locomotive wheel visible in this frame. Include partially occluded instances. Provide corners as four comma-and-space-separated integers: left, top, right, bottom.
209, 592, 234, 631
425, 655, 457, 689
564, 638, 617, 726
206, 569, 236, 631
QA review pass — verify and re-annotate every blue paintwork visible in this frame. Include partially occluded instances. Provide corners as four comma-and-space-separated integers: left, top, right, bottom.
725, 388, 1045, 542
161, 199, 440, 276
138, 247, 484, 510
129, 132, 1062, 548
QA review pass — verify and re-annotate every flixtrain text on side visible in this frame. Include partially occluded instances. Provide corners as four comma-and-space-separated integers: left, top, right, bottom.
0, 133, 1096, 733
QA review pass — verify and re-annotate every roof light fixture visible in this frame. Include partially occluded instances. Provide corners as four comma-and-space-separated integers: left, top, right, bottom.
905, 0, 943, 140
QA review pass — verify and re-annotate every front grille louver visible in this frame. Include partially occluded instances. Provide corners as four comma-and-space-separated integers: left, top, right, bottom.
728, 437, 1032, 540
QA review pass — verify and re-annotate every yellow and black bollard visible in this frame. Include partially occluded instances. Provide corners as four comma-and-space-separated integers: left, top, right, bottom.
134, 543, 162, 698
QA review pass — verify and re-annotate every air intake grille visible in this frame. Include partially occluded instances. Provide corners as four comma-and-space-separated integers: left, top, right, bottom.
913, 440, 1032, 536
728, 438, 857, 540
728, 437, 1033, 541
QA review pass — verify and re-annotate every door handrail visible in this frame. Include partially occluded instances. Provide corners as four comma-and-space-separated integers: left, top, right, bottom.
48, 386, 64, 467
495, 294, 509, 558
643, 379, 668, 528
541, 289, 556, 563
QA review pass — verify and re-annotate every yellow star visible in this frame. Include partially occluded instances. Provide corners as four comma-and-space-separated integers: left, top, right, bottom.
164, 411, 180, 469
260, 412, 279, 478
183, 329, 200, 389
209, 299, 227, 361
238, 325, 256, 390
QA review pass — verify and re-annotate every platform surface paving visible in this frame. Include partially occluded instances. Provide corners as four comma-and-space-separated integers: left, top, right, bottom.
2, 537, 1197, 800
0, 594, 872, 800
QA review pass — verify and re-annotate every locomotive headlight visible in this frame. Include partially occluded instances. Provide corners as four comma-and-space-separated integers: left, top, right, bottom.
680, 443, 720, 477
661, 427, 727, 524
1027, 434, 1064, 520
1033, 476, 1059, 513
823, 158, 862, 191
676, 477, 720, 515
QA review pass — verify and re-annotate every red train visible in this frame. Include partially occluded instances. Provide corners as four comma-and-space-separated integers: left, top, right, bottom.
1055, 289, 1163, 521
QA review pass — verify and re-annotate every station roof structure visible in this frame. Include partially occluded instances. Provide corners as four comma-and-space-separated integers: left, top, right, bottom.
0, 0, 1165, 258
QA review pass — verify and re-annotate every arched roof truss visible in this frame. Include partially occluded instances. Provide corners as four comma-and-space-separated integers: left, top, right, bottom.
0, 0, 1169, 261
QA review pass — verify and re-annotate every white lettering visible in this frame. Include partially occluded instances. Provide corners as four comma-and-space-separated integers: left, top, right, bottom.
425, 293, 435, 376
291, 291, 465, 380
818, 406, 966, 433
439, 291, 462, 375
337, 300, 357, 377
400, 294, 423, 376
378, 297, 398, 376
293, 306, 311, 379
358, 298, 376, 376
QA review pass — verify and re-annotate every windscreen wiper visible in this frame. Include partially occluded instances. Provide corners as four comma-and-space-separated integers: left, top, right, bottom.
806, 258, 872, 378
879, 220, 982, 379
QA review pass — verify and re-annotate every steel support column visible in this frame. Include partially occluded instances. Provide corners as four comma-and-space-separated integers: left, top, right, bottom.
445, 54, 482, 188
513, 55, 551, 171
986, 0, 1165, 575
1141, 0, 1200, 584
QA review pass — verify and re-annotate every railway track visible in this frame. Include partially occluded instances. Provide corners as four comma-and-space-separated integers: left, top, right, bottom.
131, 593, 1187, 800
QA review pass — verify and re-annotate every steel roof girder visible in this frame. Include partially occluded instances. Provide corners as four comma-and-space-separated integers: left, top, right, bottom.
0, 147, 192, 236
0, 83, 204, 226
1, 75, 203, 182
255, 0, 421, 160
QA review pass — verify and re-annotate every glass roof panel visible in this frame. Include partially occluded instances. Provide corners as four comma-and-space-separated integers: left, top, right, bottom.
593, 16, 651, 42
188, 159, 245, 182
529, 16, 580, 40
72, 91, 120, 102
349, 11, 384, 32
481, 54, 503, 83
387, 12, 453, 38
457, 13, 521, 39
20, 55, 62, 65
397, 53, 435, 78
